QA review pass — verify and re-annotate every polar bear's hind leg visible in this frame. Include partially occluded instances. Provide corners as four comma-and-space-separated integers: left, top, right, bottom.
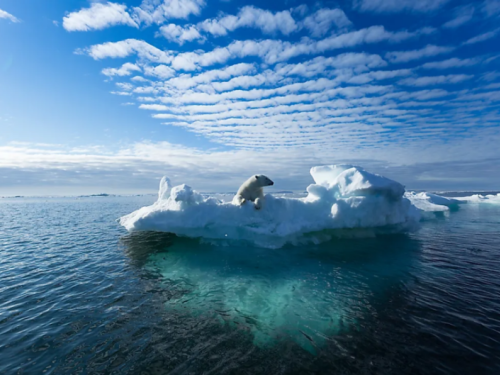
232, 194, 246, 206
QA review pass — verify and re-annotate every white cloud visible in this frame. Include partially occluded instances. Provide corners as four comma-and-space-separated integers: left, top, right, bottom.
139, 104, 170, 111
354, 0, 450, 13
132, 76, 151, 83
132, 0, 206, 25
155, 81, 391, 105
292, 4, 309, 17
63, 2, 137, 31
82, 39, 172, 63
273, 53, 387, 80
420, 57, 480, 69
116, 82, 134, 91
197, 19, 227, 36
0, 8, 20, 23
398, 74, 474, 86
198, 6, 298, 36
81, 25, 429, 71
133, 86, 159, 94
164, 63, 256, 89
480, 71, 500, 81
110, 91, 132, 96
302, 8, 352, 37
443, 5, 475, 29
158, 23, 205, 44
347, 69, 412, 84
3, 132, 500, 195
463, 28, 500, 45
482, 0, 500, 17
479, 82, 500, 90
386, 45, 454, 63
312, 26, 423, 52
107, 63, 496, 151
163, 26, 426, 70
208, 73, 280, 92
144, 64, 176, 79
63, 0, 206, 32
102, 62, 142, 77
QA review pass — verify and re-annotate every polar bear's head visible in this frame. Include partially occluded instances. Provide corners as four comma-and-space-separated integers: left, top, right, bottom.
253, 174, 274, 187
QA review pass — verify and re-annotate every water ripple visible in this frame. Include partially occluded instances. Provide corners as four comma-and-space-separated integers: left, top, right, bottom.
0, 197, 499, 374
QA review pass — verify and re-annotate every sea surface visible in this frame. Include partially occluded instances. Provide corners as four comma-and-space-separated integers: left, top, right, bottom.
1, 195, 499, 374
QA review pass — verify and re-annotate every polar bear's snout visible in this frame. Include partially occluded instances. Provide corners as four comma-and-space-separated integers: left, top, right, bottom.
256, 175, 274, 186
263, 178, 274, 186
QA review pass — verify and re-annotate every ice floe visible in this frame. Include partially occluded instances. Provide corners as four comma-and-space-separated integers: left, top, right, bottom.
120, 165, 421, 248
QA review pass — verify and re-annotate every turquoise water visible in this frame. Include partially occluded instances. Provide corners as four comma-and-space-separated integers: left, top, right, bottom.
0, 196, 499, 374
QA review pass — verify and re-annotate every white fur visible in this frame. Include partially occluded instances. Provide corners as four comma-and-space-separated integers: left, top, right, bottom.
232, 174, 274, 209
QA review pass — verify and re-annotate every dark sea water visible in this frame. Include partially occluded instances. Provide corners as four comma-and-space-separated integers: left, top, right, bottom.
1, 196, 499, 374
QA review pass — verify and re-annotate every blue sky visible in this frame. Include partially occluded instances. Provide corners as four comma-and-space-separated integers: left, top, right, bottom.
1, 0, 500, 195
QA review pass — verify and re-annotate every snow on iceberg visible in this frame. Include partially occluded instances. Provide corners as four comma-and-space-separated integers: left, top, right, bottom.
119, 165, 421, 248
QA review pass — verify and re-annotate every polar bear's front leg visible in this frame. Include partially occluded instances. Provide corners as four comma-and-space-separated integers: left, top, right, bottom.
254, 197, 263, 210
254, 189, 265, 210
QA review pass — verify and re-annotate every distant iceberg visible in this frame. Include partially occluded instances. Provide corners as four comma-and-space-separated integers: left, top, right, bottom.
404, 191, 500, 214
404, 192, 462, 213
452, 193, 500, 204
120, 165, 422, 248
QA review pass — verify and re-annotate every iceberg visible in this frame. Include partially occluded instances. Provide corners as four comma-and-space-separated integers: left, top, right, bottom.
120, 165, 421, 248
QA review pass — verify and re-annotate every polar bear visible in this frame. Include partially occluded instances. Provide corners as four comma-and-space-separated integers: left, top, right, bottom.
232, 175, 274, 210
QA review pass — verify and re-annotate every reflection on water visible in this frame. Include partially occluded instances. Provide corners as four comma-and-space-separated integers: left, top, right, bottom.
121, 232, 421, 353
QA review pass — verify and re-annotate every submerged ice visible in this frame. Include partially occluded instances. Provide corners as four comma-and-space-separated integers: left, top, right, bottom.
120, 165, 421, 247
126, 233, 420, 353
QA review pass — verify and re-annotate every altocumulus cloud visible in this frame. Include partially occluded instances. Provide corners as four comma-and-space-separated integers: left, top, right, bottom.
63, 2, 138, 31
354, 0, 450, 13
63, 0, 206, 31
4, 0, 500, 193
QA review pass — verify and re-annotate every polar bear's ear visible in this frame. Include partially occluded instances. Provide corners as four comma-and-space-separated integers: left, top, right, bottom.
254, 175, 259, 179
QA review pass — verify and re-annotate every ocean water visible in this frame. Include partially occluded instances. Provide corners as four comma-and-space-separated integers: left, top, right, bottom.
1, 195, 499, 374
